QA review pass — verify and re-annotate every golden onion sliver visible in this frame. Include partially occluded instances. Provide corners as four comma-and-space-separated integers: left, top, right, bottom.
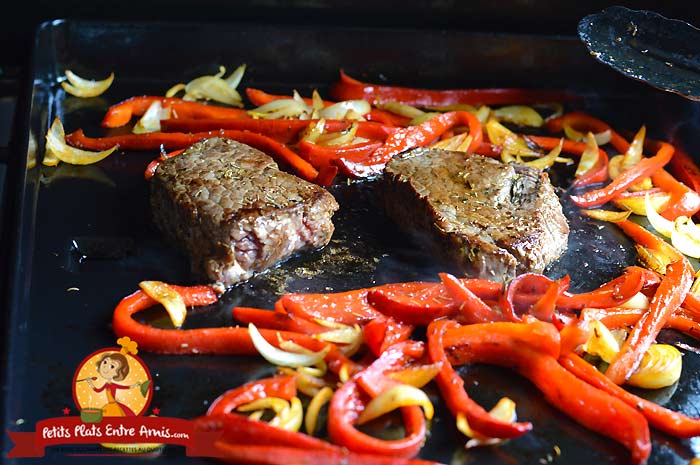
61, 70, 114, 98
45, 117, 118, 166
139, 280, 188, 328
356, 384, 434, 425
305, 386, 333, 436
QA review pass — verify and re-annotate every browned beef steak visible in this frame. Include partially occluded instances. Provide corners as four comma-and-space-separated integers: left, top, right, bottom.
382, 149, 569, 281
150, 137, 339, 291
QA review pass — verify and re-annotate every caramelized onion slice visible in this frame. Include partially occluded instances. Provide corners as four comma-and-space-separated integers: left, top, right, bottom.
248, 323, 329, 367
139, 280, 188, 328
45, 117, 118, 165
61, 70, 114, 97
356, 384, 434, 425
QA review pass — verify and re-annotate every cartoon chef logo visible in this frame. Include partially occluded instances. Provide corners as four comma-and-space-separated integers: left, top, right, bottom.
72, 337, 153, 422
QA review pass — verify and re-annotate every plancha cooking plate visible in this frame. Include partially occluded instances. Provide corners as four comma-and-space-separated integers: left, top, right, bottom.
3, 19, 700, 465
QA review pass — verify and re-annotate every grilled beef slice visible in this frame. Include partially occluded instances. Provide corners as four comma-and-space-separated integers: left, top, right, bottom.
150, 137, 339, 291
383, 149, 569, 281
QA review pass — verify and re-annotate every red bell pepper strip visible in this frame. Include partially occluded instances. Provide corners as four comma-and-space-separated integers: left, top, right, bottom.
206, 375, 297, 416
144, 148, 184, 180
298, 140, 383, 170
66, 128, 319, 182
614, 218, 682, 261
112, 287, 359, 377
193, 413, 336, 452
244, 87, 411, 127
439, 272, 505, 323
442, 321, 651, 465
231, 307, 327, 335
426, 319, 533, 439
561, 353, 700, 438
569, 142, 674, 208
315, 164, 339, 187
212, 442, 444, 465
329, 70, 579, 107
547, 113, 699, 217
327, 342, 427, 458
159, 118, 397, 143
336, 110, 482, 177
666, 144, 700, 196
500, 273, 555, 322
605, 257, 693, 385
362, 315, 415, 357
101, 95, 249, 128
556, 266, 646, 310
650, 166, 700, 220
530, 275, 570, 323
527, 135, 609, 187
544, 111, 631, 154
585, 307, 700, 340
279, 289, 382, 326
367, 282, 458, 325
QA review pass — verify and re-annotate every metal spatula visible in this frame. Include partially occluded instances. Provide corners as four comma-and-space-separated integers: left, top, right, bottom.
579, 6, 700, 101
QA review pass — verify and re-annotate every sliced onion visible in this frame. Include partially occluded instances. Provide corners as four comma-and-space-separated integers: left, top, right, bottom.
270, 396, 303, 432
237, 397, 289, 414
620, 292, 650, 310
305, 386, 333, 436
456, 397, 517, 448
316, 122, 359, 146
622, 126, 646, 170
671, 216, 700, 258
248, 410, 264, 421
407, 112, 440, 126
314, 323, 362, 344
575, 132, 600, 177
564, 125, 611, 146
248, 323, 329, 367
424, 103, 478, 113
356, 384, 434, 425
311, 89, 325, 112
691, 269, 700, 295
614, 190, 670, 215
524, 138, 563, 170
165, 83, 186, 97
430, 133, 472, 152
249, 99, 309, 119
377, 101, 425, 119
319, 100, 371, 120
627, 344, 682, 389
474, 106, 492, 123
338, 364, 350, 383
635, 244, 674, 275
582, 320, 620, 363
61, 70, 114, 98
581, 209, 631, 222
486, 118, 514, 146
133, 101, 171, 134
45, 117, 118, 165
645, 192, 674, 238
492, 105, 543, 127
225, 64, 246, 89
139, 280, 188, 327
388, 362, 442, 388
185, 75, 243, 107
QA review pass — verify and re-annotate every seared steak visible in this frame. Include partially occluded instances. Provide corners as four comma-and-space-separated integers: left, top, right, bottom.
382, 149, 569, 281
150, 137, 339, 291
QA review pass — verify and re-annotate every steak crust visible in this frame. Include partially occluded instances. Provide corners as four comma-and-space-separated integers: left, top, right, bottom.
150, 137, 339, 291
383, 149, 569, 281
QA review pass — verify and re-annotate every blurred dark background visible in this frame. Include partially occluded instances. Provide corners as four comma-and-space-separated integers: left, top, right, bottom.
2, 0, 700, 74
